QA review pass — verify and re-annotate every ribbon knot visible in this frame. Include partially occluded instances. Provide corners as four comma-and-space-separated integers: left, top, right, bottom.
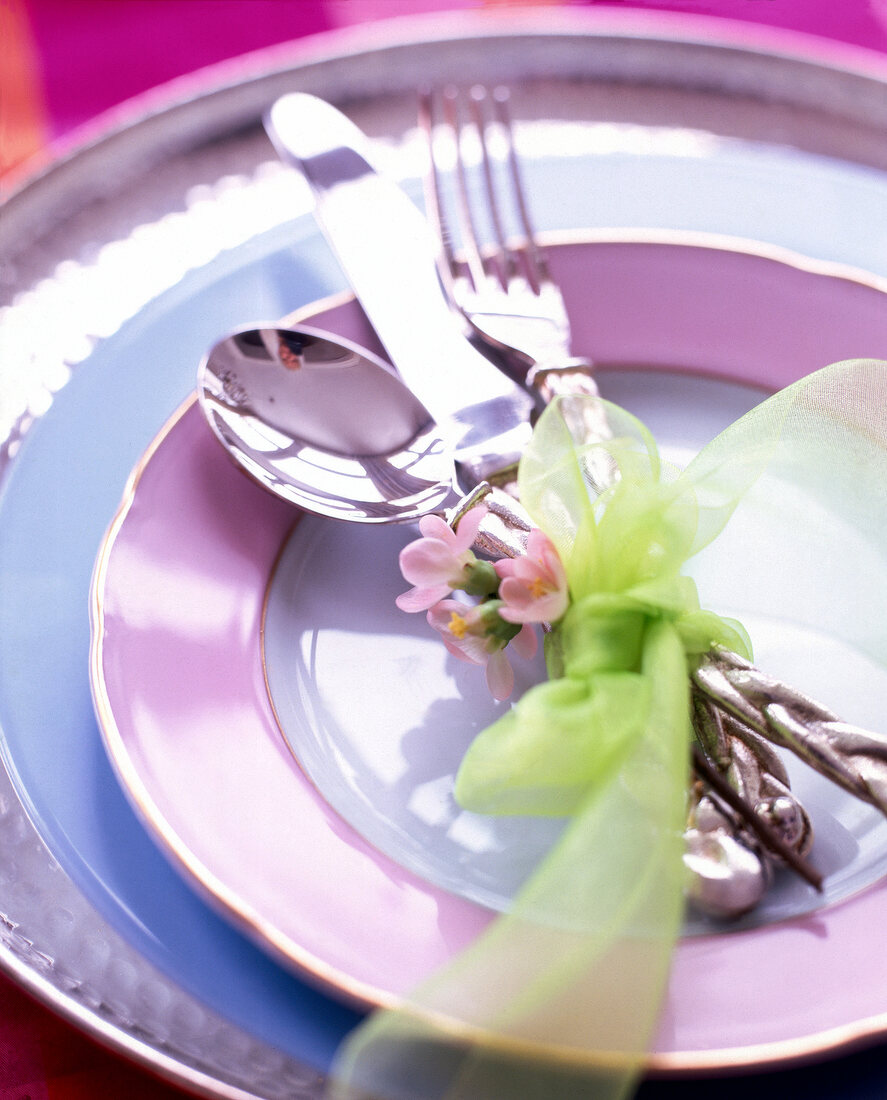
334, 359, 887, 1100
456, 395, 751, 819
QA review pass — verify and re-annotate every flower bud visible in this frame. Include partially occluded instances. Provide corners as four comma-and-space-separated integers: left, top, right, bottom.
476, 599, 523, 645
460, 559, 500, 598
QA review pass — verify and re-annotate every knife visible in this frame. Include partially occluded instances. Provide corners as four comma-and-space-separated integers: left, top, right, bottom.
265, 93, 538, 492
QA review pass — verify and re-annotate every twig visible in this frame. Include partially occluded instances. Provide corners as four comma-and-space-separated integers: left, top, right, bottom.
691, 744, 823, 892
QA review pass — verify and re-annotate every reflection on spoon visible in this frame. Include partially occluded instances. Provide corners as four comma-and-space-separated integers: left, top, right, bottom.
197, 324, 456, 522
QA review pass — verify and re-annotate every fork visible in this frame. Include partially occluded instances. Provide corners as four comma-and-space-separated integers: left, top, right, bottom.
421, 87, 831, 912
419, 84, 598, 407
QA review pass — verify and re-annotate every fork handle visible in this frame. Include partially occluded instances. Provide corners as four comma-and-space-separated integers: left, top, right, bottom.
527, 358, 599, 403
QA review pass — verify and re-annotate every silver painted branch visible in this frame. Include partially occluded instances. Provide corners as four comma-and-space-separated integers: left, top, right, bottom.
685, 689, 816, 919
693, 648, 887, 818
684, 773, 770, 920
692, 689, 813, 857
470, 485, 532, 559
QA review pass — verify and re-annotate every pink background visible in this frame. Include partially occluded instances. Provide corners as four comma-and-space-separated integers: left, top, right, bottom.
4, 1, 887, 1097
17, 0, 887, 142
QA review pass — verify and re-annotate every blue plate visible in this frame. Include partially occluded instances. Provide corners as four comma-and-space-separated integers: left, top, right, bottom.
3, 130, 887, 1081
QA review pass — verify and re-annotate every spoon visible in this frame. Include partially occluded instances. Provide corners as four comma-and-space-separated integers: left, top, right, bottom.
198, 323, 522, 523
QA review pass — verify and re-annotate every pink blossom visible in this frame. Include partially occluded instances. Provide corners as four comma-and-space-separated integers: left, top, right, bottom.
396, 506, 488, 612
427, 598, 537, 701
495, 527, 569, 624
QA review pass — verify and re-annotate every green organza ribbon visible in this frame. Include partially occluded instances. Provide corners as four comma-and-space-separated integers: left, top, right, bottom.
330, 359, 887, 1100
455, 393, 752, 820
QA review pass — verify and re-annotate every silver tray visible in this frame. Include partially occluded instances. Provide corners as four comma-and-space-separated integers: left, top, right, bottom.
4, 10, 887, 1097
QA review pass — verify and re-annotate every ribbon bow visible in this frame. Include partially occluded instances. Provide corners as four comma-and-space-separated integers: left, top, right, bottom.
456, 393, 752, 818
332, 359, 887, 1100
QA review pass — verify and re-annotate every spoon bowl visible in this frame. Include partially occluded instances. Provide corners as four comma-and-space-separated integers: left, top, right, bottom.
197, 324, 456, 522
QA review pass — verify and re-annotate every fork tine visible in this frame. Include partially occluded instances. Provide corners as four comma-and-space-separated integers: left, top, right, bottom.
421, 87, 491, 293
489, 85, 550, 293
418, 88, 461, 297
442, 86, 489, 292
468, 85, 519, 289
423, 85, 547, 298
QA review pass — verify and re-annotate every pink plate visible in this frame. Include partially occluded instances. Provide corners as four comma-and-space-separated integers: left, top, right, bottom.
91, 234, 887, 1072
